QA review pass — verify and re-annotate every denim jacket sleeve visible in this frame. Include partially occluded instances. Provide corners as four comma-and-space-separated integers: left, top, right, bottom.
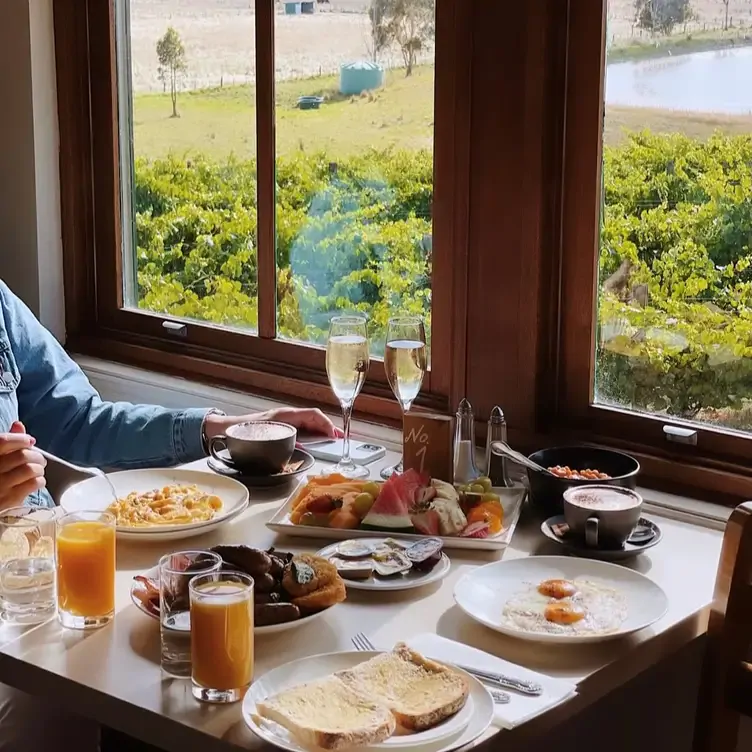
0, 281, 209, 469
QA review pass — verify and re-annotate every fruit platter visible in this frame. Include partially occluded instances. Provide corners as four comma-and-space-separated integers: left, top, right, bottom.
266, 469, 527, 551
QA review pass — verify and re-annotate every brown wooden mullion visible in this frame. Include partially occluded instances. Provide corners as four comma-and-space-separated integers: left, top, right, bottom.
255, 0, 277, 340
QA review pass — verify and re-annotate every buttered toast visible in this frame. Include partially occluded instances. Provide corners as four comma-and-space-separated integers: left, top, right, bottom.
335, 643, 469, 732
256, 676, 396, 751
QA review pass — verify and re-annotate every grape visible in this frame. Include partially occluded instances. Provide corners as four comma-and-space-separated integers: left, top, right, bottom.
352, 492, 376, 518
362, 482, 380, 498
477, 477, 493, 492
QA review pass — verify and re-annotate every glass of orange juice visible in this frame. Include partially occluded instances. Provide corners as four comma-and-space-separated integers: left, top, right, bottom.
189, 571, 254, 703
56, 511, 116, 629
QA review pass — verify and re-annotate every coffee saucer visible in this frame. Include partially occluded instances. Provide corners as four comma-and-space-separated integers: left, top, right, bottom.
207, 448, 315, 488
540, 515, 662, 561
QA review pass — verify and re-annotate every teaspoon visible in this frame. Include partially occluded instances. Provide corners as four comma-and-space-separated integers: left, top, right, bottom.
490, 441, 557, 477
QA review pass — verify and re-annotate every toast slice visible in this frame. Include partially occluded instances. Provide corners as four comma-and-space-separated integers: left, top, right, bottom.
256, 675, 396, 750
335, 643, 469, 732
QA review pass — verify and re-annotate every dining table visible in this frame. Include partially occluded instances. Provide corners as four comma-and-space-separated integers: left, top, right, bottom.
0, 451, 724, 752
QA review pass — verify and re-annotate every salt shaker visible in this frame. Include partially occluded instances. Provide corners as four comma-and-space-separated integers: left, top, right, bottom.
485, 406, 513, 487
453, 398, 480, 485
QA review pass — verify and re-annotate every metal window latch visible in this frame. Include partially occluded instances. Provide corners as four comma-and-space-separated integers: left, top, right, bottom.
162, 320, 187, 337
663, 425, 697, 446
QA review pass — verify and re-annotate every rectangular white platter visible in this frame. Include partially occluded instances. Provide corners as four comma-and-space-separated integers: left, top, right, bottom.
266, 483, 528, 551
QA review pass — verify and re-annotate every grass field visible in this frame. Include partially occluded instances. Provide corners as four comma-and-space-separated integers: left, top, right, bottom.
133, 67, 435, 159
133, 64, 751, 161
607, 27, 752, 62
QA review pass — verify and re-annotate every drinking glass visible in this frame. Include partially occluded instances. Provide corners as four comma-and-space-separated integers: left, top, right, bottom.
56, 510, 116, 629
326, 315, 370, 479
381, 315, 428, 480
190, 571, 254, 704
159, 550, 222, 678
0, 507, 56, 625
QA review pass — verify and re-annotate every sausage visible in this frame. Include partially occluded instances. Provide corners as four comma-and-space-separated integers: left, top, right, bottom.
254, 592, 282, 605
210, 545, 273, 577
267, 554, 287, 578
254, 572, 277, 593
254, 602, 300, 627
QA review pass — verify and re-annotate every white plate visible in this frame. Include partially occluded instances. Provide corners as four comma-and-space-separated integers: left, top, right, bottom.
130, 565, 335, 635
454, 555, 669, 644
315, 539, 451, 591
242, 650, 491, 752
267, 482, 527, 552
60, 469, 249, 542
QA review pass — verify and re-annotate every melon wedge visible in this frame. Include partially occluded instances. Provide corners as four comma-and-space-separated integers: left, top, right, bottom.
361, 476, 413, 531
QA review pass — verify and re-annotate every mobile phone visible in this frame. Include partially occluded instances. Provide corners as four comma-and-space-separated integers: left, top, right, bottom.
299, 438, 387, 466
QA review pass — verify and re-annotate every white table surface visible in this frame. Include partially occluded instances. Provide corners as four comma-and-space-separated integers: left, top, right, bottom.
0, 455, 723, 751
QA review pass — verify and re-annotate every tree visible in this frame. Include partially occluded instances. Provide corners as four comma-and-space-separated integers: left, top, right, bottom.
369, 0, 435, 76
368, 0, 391, 62
722, 0, 731, 31
634, 0, 694, 35
156, 27, 187, 118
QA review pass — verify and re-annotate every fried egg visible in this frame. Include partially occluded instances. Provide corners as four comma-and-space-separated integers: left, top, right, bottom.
500, 578, 627, 635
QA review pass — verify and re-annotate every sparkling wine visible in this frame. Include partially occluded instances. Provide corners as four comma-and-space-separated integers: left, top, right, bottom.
326, 334, 369, 404
385, 339, 427, 408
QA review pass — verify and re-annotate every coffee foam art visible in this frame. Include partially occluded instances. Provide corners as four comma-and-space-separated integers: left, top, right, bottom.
565, 486, 641, 511
227, 422, 296, 441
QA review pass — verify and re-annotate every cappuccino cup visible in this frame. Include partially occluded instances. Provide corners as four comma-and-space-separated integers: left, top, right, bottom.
209, 421, 296, 475
562, 485, 643, 549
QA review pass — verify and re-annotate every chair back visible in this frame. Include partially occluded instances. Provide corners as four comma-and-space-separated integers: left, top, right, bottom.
694, 502, 752, 752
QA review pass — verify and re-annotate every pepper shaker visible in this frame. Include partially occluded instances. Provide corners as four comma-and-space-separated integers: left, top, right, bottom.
485, 406, 513, 487
453, 398, 481, 485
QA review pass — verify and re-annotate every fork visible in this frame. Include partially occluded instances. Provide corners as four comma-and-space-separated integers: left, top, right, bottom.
350, 633, 512, 705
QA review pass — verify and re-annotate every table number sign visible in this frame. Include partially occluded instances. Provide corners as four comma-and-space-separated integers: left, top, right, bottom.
403, 412, 453, 480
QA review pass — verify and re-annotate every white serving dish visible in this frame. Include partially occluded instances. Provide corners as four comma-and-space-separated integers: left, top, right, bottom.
242, 650, 493, 752
454, 555, 669, 644
315, 538, 451, 591
60, 468, 249, 542
266, 482, 527, 552
130, 565, 335, 636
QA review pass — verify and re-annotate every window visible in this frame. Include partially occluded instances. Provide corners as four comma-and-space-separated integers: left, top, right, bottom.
559, 0, 752, 493
54, 0, 455, 420
54, 0, 752, 501
273, 3, 435, 358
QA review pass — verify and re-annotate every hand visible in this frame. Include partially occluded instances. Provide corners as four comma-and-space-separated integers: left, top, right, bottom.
203, 407, 341, 443
0, 421, 47, 509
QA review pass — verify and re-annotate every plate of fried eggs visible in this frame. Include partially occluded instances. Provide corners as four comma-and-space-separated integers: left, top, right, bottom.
453, 556, 669, 643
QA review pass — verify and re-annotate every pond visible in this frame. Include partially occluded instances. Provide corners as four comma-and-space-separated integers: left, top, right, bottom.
605, 45, 752, 114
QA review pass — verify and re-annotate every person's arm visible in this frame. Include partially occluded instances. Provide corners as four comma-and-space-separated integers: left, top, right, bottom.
0, 282, 208, 469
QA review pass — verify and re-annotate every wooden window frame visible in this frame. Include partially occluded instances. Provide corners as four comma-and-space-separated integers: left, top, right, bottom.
53, 0, 752, 503
554, 0, 752, 501
53, 0, 472, 422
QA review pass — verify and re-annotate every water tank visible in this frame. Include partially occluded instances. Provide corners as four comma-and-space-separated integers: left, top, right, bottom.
284, 2, 300, 14
339, 60, 385, 96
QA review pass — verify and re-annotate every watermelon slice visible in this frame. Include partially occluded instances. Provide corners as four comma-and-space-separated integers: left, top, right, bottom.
361, 475, 413, 531
398, 469, 431, 505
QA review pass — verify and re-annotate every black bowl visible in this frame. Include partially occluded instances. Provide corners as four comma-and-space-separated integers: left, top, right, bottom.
526, 446, 640, 518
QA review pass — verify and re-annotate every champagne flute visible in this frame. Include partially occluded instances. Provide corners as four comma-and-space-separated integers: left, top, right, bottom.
326, 315, 370, 479
381, 315, 428, 480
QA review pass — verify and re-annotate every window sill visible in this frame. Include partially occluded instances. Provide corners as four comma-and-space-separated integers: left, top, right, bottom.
75, 354, 733, 532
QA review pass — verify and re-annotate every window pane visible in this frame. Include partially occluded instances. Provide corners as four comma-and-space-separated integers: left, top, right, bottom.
117, 0, 258, 331
595, 0, 752, 432
274, 1, 435, 357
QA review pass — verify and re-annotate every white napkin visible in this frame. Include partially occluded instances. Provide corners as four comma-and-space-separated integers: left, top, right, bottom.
405, 633, 577, 730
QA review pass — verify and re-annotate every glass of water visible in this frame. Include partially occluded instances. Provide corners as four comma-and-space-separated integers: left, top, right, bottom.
159, 550, 222, 678
0, 507, 57, 625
